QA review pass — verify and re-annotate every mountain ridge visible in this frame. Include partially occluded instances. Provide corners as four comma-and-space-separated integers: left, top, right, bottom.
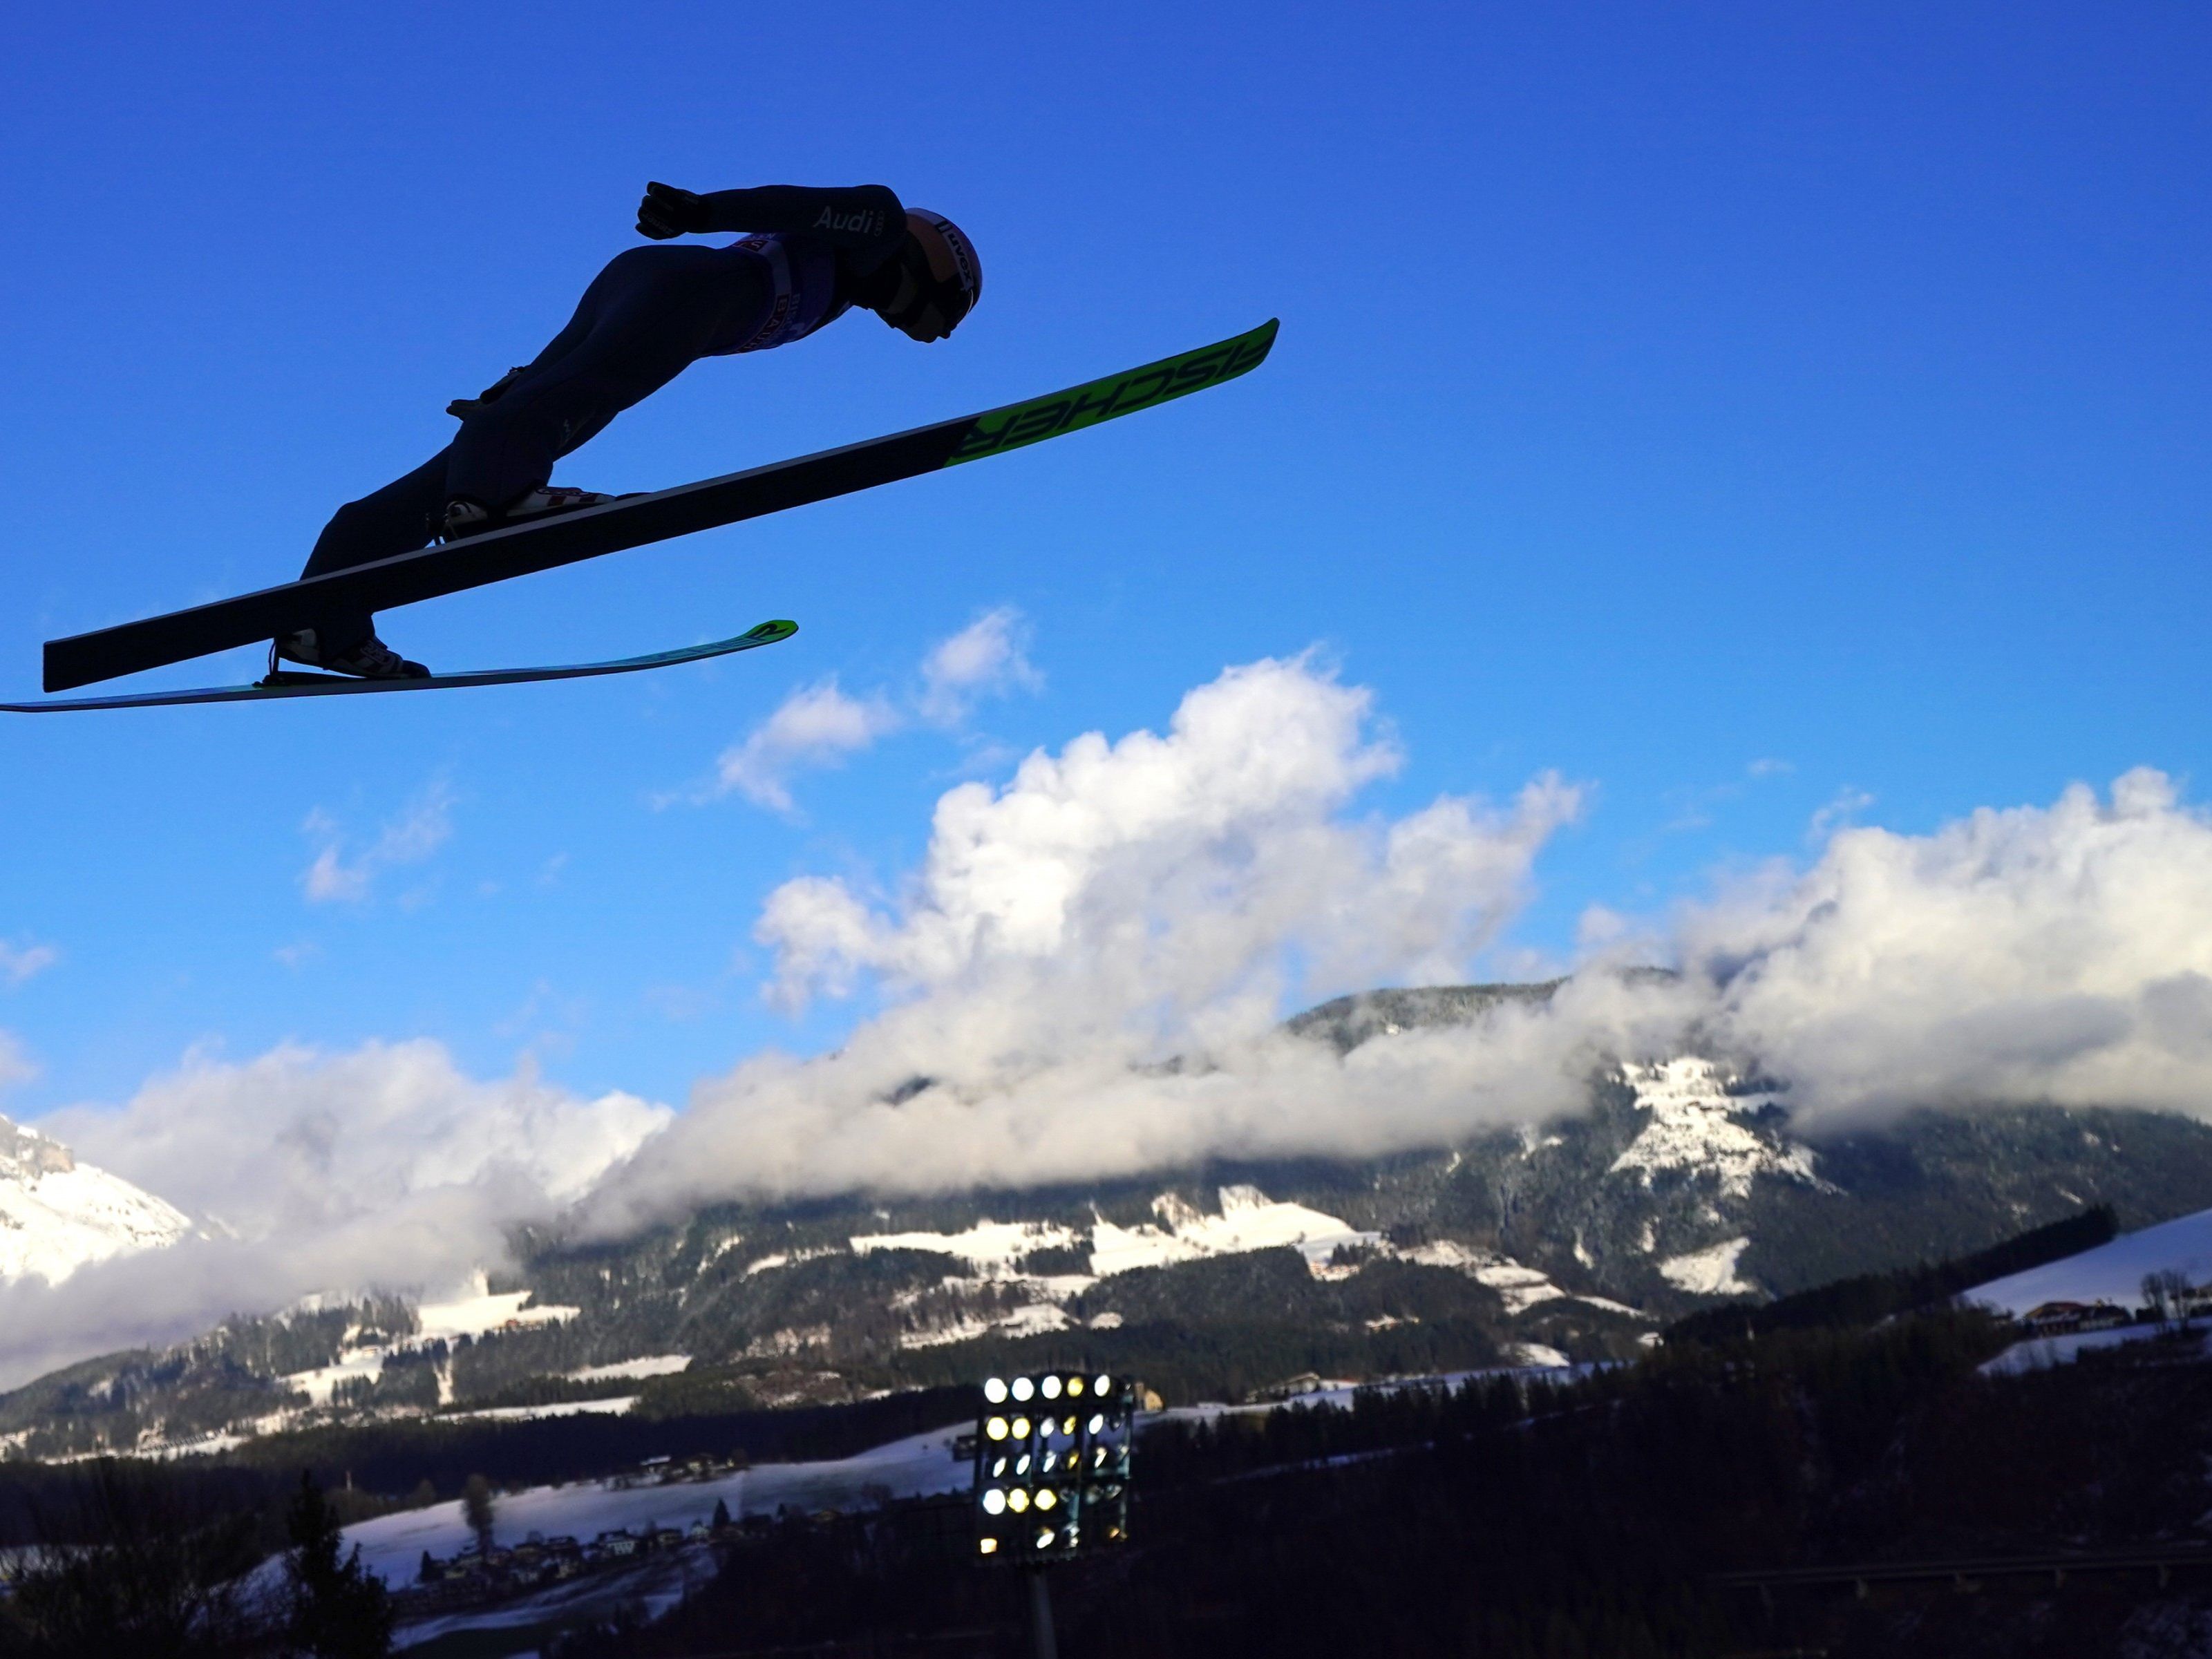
0, 1114, 191, 1288
8, 980, 2212, 1459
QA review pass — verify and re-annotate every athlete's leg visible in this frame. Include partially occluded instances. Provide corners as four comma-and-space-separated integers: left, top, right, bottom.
445, 245, 766, 510
293, 449, 451, 653
283, 255, 668, 651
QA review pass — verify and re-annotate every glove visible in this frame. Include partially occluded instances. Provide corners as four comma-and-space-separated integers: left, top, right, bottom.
636, 181, 709, 240
447, 366, 527, 419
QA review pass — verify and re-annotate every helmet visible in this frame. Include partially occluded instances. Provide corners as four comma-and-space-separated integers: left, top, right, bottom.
880, 209, 981, 342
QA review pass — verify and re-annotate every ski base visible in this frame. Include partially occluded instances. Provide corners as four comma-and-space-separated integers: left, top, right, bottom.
2, 620, 795, 712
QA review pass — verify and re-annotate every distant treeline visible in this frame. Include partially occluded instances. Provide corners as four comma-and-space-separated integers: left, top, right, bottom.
1665, 1203, 2117, 1347
222, 1381, 977, 1501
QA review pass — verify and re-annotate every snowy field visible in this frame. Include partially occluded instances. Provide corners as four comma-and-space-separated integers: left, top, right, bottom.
1981, 1323, 2207, 1376
392, 1549, 719, 1652
343, 1359, 1593, 1592
342, 1422, 979, 1591
1964, 1204, 2212, 1316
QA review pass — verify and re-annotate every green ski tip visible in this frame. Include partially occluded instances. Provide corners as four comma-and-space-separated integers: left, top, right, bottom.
947, 319, 1279, 465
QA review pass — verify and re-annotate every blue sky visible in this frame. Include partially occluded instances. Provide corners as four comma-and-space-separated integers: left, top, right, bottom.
1, 1, 2206, 1124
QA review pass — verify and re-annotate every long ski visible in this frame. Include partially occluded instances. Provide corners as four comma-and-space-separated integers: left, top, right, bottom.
4, 620, 795, 713
41, 319, 1278, 692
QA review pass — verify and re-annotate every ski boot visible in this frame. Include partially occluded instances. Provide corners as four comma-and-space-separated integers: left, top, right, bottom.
271, 629, 429, 680
441, 485, 618, 542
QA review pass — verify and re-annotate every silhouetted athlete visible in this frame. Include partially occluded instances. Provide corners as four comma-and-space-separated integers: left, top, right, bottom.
278, 183, 982, 677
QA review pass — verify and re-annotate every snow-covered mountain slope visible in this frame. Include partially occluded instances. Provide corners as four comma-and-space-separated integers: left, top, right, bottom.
276, 1276, 584, 1407
0, 1115, 190, 1286
1608, 1059, 1828, 1199
16, 983, 2212, 1459
1965, 1204, 2212, 1316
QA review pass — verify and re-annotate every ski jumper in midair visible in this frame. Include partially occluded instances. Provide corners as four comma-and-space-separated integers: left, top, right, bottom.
282, 184, 982, 678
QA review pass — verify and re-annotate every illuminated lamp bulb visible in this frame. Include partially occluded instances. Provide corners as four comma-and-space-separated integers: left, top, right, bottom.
984, 1377, 1008, 1403
981, 1488, 1006, 1515
1011, 1377, 1035, 1401
985, 1417, 1009, 1441
1063, 1415, 1077, 1436
1035, 1488, 1057, 1511
1088, 1413, 1105, 1434
1068, 1376, 1086, 1397
979, 1537, 998, 1555
1035, 1527, 1055, 1551
1010, 1416, 1030, 1439
1015, 1454, 1031, 1475
1008, 1489, 1030, 1514
1041, 1374, 1063, 1400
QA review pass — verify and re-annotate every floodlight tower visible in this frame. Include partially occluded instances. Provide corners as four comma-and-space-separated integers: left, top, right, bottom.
972, 1368, 1137, 1659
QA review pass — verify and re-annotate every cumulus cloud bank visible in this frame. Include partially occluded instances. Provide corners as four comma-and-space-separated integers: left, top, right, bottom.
1682, 766, 2212, 1121
0, 1043, 667, 1389
585, 655, 1590, 1229
588, 669, 2212, 1228
14, 651, 2212, 1382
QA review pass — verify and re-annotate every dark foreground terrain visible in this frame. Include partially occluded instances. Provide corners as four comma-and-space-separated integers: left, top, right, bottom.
7, 1212, 2211, 1658
535, 1313, 2212, 1659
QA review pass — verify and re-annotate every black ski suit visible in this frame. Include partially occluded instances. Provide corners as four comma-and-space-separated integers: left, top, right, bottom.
298, 185, 906, 653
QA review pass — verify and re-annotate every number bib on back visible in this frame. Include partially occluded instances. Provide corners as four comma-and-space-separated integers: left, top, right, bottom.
721, 234, 847, 354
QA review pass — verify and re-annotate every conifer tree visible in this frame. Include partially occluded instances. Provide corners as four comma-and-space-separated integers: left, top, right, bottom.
284, 1471, 393, 1658
462, 1475, 496, 1558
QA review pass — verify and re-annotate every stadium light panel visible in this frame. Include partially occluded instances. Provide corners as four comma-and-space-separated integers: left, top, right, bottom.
974, 1366, 1139, 1564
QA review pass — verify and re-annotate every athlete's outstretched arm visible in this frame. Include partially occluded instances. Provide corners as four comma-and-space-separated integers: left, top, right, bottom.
636, 182, 905, 265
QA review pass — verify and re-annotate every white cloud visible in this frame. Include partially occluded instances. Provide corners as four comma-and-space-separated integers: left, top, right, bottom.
0, 939, 57, 987
585, 655, 1586, 1227
0, 1031, 36, 1094
19, 650, 2212, 1384
1806, 785, 1875, 842
917, 606, 1042, 726
1, 1040, 671, 1388
301, 780, 455, 903
592, 670, 2212, 1230
1677, 766, 2212, 1121
710, 679, 902, 812
698, 608, 1043, 813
